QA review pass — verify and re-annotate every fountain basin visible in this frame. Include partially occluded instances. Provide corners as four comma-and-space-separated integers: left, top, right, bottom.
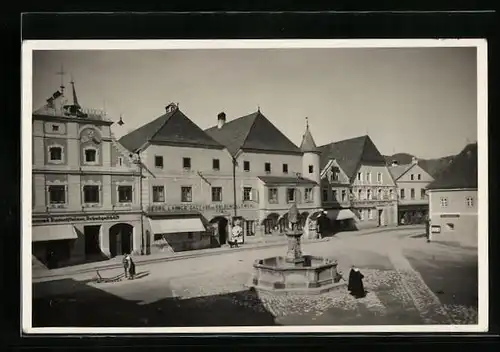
250, 255, 346, 295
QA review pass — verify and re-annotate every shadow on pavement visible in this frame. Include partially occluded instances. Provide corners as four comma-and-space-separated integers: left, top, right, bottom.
32, 278, 278, 327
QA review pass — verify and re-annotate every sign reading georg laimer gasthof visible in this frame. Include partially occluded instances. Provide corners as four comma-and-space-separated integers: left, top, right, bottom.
32, 214, 120, 224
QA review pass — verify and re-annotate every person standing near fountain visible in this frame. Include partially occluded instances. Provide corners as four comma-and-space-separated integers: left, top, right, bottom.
348, 265, 366, 298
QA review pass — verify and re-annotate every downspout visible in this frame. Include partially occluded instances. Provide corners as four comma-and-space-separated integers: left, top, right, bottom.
232, 157, 238, 218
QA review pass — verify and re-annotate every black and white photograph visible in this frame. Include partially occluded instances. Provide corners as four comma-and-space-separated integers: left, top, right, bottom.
22, 39, 487, 333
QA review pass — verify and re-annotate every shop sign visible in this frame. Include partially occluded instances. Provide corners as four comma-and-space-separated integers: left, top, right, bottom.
148, 203, 256, 213
33, 214, 120, 224
431, 225, 441, 234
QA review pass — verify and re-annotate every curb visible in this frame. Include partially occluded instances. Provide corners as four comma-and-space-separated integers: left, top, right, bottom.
33, 225, 422, 280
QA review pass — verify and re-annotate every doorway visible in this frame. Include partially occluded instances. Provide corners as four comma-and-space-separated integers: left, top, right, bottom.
378, 209, 383, 227
109, 223, 133, 257
211, 217, 228, 245
84, 225, 102, 258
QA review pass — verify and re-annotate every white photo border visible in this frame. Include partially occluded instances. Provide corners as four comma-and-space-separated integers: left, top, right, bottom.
22, 38, 488, 334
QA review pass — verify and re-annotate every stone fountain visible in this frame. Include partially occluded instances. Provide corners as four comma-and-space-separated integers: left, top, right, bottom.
250, 203, 346, 295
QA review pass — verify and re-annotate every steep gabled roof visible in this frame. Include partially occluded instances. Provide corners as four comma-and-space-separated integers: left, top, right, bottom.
388, 164, 414, 180
427, 143, 478, 190
205, 111, 302, 156
318, 135, 387, 180
119, 105, 223, 153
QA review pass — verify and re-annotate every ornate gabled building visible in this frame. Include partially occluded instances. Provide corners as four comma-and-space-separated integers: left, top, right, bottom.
206, 112, 323, 239
32, 80, 142, 268
388, 157, 434, 224
318, 135, 398, 230
427, 143, 478, 247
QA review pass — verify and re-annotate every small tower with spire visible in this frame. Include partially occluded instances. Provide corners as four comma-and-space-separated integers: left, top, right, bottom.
300, 117, 321, 186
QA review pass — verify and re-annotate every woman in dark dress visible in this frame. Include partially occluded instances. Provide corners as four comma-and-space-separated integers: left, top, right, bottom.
128, 256, 136, 280
348, 265, 366, 298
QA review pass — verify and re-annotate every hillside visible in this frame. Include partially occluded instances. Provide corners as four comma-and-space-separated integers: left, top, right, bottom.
384, 153, 455, 178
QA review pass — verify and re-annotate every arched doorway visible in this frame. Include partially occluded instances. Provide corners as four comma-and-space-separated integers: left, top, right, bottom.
262, 213, 279, 235
109, 223, 133, 257
210, 216, 229, 245
300, 212, 310, 230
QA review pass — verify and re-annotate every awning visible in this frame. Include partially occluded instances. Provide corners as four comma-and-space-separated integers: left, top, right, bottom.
326, 209, 356, 221
149, 218, 206, 234
32, 225, 78, 242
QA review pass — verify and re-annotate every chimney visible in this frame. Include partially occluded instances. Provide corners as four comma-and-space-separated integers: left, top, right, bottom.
391, 160, 399, 166
165, 103, 177, 113
412, 156, 418, 164
217, 112, 226, 129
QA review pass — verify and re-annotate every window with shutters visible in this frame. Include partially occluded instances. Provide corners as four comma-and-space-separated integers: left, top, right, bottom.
268, 188, 278, 204
304, 188, 313, 202
243, 187, 252, 201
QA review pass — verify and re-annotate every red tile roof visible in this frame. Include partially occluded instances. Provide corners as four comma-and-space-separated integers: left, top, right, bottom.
119, 104, 223, 153
318, 135, 387, 181
205, 111, 302, 156
427, 143, 478, 190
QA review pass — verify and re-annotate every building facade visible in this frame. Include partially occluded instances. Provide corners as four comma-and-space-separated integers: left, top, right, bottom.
318, 135, 398, 231
427, 143, 478, 248
32, 82, 142, 268
388, 158, 434, 224
119, 104, 231, 253
206, 111, 323, 240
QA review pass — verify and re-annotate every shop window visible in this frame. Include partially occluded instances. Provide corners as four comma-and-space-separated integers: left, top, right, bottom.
181, 186, 192, 202
118, 185, 133, 203
245, 220, 256, 236
211, 187, 222, 202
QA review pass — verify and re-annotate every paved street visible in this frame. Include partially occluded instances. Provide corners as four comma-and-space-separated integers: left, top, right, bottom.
32, 228, 479, 327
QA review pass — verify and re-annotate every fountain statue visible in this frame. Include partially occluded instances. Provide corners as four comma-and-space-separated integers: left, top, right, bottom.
250, 203, 346, 295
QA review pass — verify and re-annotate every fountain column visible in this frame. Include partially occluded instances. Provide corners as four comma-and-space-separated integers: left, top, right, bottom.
285, 203, 305, 264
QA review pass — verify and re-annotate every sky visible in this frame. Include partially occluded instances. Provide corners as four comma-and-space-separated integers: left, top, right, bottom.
32, 46, 478, 159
